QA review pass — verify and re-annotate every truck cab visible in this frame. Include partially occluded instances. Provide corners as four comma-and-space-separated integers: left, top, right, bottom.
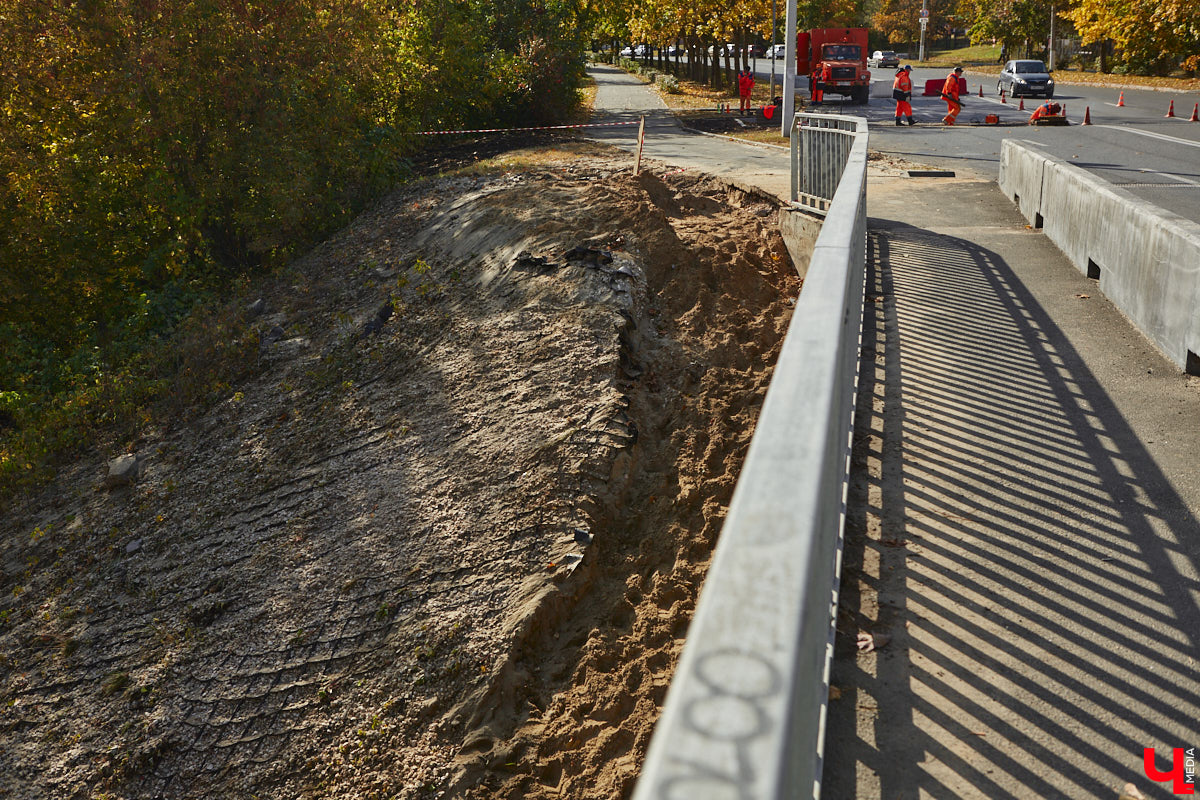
798, 28, 872, 104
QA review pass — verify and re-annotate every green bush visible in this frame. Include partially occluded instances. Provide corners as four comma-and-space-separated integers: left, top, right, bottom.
0, 0, 588, 494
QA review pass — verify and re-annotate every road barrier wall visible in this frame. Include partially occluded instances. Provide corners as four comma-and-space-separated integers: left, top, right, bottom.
1000, 139, 1200, 372
633, 114, 868, 800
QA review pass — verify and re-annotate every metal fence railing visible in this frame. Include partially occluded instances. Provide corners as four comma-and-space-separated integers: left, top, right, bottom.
790, 113, 867, 216
633, 113, 869, 800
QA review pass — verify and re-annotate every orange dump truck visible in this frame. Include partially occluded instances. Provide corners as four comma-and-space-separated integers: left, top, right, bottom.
798, 28, 872, 104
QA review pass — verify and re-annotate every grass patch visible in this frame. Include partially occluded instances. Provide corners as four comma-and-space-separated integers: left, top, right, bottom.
0, 297, 262, 500
915, 43, 1004, 67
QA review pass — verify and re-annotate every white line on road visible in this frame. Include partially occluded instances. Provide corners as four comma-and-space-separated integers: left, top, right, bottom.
1093, 124, 1200, 149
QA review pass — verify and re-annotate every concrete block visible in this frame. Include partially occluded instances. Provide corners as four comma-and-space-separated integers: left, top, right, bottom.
1000, 139, 1200, 371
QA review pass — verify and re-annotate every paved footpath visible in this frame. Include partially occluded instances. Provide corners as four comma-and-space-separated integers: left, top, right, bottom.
588, 64, 1200, 800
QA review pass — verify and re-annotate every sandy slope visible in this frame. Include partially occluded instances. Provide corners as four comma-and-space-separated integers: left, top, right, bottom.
0, 141, 801, 799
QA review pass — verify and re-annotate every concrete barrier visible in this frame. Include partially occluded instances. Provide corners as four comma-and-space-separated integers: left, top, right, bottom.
999, 139, 1200, 372
633, 114, 867, 800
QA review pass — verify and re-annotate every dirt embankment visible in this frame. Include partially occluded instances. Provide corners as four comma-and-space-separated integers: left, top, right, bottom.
0, 141, 801, 799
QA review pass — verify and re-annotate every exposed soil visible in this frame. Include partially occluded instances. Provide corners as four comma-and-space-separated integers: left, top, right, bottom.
0, 140, 803, 799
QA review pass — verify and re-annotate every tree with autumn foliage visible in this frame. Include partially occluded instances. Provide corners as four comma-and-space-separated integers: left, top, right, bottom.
873, 0, 951, 51
957, 0, 1054, 57
0, 0, 587, 487
1064, 0, 1200, 74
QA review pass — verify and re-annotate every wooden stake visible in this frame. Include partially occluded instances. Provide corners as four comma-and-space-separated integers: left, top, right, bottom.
633, 115, 646, 176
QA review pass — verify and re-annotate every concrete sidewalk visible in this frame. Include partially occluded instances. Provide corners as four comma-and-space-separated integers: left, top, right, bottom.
587, 64, 1200, 799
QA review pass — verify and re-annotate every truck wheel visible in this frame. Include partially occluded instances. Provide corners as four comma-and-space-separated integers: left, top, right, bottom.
855, 86, 869, 104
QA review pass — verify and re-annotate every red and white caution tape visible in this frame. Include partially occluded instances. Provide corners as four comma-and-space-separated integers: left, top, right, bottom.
413, 120, 643, 135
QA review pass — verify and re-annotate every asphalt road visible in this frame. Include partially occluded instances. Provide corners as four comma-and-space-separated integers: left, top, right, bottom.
833, 66, 1200, 221
651, 55, 1200, 221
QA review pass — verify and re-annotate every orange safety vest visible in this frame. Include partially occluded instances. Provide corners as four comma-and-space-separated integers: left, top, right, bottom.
894, 72, 912, 93
1030, 101, 1058, 120
942, 72, 961, 100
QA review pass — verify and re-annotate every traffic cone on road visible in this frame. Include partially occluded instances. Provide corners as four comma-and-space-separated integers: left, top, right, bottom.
1000, 88, 1006, 103
1019, 98, 1025, 111
1190, 103, 1199, 122
1166, 100, 1176, 118
978, 84, 983, 97
1116, 92, 1125, 106
1082, 106, 1092, 125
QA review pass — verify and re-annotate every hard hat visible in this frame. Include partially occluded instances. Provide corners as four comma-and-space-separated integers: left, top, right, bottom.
953, 66, 963, 73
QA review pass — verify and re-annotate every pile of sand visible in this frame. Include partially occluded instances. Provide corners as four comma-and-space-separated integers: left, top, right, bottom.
0, 141, 801, 799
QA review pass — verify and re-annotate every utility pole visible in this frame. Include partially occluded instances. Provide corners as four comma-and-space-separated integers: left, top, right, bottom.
770, 0, 777, 100
1048, 3, 1056, 69
919, 0, 928, 62
782, 0, 797, 136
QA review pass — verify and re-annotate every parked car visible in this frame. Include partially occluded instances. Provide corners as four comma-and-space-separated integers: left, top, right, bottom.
666, 44, 684, 56
620, 44, 649, 58
769, 43, 787, 59
998, 59, 1054, 97
869, 50, 900, 68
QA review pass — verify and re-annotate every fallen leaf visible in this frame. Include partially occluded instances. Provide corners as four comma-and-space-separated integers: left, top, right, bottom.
857, 631, 891, 652
1119, 783, 1147, 800
1076, 293, 1091, 299
881, 538, 908, 547
828, 685, 843, 700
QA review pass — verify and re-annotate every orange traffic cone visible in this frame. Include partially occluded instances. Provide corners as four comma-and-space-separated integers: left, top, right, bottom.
1019, 98, 1025, 111
978, 84, 983, 97
1116, 92, 1125, 106
1190, 103, 1199, 122
1082, 106, 1092, 125
1000, 88, 1006, 103
1166, 100, 1176, 118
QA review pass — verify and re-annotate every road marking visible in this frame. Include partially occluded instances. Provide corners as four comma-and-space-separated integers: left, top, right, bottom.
1093, 124, 1200, 149
1136, 169, 1200, 187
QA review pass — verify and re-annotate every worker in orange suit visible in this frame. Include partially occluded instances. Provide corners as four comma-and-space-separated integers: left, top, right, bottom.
893, 65, 914, 125
941, 66, 964, 125
737, 68, 755, 116
811, 62, 831, 105
1028, 100, 1062, 123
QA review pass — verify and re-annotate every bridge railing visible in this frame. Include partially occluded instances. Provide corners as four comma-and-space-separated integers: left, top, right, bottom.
632, 113, 868, 800
790, 112, 865, 215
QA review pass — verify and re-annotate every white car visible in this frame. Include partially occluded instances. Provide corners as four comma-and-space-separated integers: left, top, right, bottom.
769, 44, 788, 59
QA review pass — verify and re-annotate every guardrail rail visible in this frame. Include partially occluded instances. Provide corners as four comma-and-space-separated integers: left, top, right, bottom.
632, 113, 869, 800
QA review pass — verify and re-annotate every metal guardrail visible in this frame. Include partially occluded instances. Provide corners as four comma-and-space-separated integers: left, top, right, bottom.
790, 113, 866, 215
632, 113, 869, 800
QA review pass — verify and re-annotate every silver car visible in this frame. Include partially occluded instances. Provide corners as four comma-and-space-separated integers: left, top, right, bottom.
869, 50, 900, 68
998, 59, 1055, 98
